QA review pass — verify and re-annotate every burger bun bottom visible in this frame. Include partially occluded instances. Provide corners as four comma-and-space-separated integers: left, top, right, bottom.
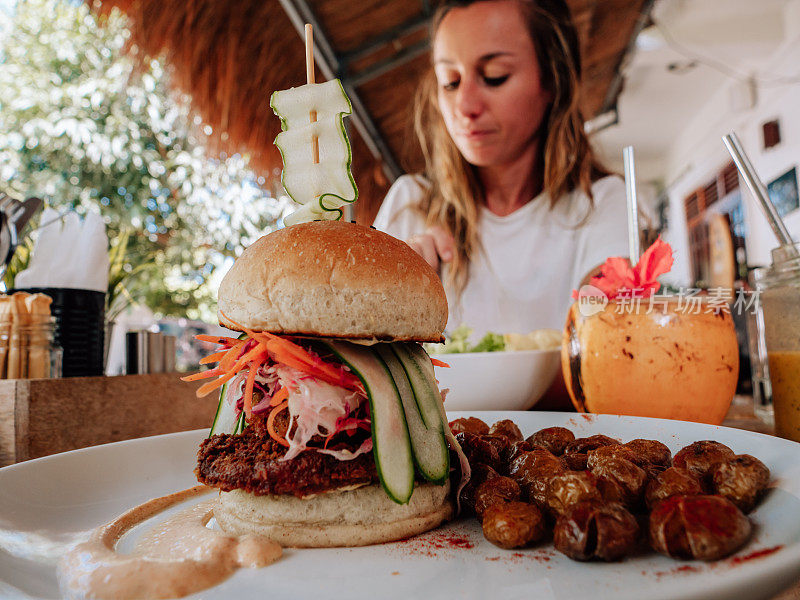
214, 481, 452, 547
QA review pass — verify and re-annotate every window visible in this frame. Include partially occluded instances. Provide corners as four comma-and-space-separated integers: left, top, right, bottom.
684, 162, 743, 286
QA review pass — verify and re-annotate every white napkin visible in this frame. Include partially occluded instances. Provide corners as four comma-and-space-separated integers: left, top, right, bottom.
15, 208, 110, 292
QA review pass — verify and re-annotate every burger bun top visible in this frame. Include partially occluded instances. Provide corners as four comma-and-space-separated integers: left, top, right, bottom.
218, 220, 447, 342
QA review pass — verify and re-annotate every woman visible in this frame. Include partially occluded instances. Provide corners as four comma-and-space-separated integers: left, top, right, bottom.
373, 0, 629, 340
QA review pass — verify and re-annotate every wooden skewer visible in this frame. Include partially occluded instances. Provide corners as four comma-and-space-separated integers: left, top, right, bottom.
305, 24, 319, 165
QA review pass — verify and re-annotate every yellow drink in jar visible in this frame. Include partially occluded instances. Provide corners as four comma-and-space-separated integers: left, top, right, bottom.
768, 350, 800, 442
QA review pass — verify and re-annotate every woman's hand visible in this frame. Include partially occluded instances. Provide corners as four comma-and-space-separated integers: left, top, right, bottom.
407, 226, 455, 273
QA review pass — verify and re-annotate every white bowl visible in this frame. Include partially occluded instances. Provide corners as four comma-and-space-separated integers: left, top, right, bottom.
430, 349, 561, 411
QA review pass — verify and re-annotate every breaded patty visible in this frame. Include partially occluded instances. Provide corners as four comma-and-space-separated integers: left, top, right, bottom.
196, 414, 378, 497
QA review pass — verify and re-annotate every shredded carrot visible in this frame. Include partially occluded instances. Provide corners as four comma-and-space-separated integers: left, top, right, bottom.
195, 334, 241, 345
260, 335, 360, 388
266, 340, 361, 390
242, 329, 312, 366
199, 350, 227, 365
264, 340, 317, 371
186, 344, 267, 398
266, 400, 290, 447
229, 344, 268, 374
242, 361, 258, 419
271, 339, 336, 375
180, 367, 224, 382
219, 310, 361, 391
195, 368, 240, 397
219, 340, 248, 371
219, 342, 258, 371
430, 358, 451, 368
187, 312, 363, 407
270, 386, 289, 406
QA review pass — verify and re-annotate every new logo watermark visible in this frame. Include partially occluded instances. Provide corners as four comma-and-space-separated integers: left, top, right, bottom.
576, 287, 761, 318
576, 285, 609, 317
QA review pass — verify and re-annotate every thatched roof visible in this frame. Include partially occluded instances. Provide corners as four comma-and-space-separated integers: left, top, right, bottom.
94, 0, 650, 222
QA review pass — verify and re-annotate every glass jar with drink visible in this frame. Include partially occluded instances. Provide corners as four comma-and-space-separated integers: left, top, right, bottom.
757, 242, 800, 443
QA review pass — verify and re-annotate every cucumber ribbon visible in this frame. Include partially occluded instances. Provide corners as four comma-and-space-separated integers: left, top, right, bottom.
270, 79, 358, 226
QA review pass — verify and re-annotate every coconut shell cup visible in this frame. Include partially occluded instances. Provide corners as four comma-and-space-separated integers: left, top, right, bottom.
561, 299, 739, 425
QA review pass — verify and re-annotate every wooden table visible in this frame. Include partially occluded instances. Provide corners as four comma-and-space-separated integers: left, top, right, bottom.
722, 394, 775, 435
0, 373, 216, 466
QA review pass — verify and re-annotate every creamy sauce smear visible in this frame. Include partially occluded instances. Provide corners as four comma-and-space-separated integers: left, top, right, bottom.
58, 485, 282, 600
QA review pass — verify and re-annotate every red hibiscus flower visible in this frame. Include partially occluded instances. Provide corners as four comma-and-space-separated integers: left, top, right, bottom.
572, 238, 674, 300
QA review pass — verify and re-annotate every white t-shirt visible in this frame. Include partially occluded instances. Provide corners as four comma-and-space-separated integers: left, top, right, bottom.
373, 174, 630, 339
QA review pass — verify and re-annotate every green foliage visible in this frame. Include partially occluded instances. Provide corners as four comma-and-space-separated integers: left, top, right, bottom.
0, 0, 290, 321
1, 235, 34, 290
106, 227, 157, 321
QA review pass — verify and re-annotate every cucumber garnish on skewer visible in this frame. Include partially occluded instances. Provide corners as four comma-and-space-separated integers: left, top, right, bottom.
270, 79, 358, 226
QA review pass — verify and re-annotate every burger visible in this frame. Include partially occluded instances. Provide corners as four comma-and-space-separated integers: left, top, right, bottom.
187, 220, 466, 548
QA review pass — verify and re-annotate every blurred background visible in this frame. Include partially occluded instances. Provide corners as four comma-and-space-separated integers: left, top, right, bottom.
0, 0, 798, 377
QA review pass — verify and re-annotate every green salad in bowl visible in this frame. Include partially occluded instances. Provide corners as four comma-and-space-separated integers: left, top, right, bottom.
425, 325, 563, 411
425, 325, 561, 354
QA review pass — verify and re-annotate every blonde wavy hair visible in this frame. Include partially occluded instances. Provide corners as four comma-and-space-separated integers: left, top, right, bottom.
414, 0, 610, 297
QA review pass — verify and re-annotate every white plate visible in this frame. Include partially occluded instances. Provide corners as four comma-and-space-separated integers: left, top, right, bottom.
1, 412, 800, 600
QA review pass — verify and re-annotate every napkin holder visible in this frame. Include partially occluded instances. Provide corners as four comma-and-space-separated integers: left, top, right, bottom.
11, 287, 105, 377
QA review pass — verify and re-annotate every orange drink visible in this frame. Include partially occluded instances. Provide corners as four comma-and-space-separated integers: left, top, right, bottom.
562, 299, 739, 425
